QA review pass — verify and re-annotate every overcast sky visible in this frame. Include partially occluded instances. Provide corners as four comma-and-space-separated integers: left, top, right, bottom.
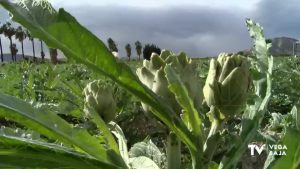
0, 0, 300, 58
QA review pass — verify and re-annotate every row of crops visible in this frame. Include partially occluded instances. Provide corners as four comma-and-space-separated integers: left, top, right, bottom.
0, 0, 299, 169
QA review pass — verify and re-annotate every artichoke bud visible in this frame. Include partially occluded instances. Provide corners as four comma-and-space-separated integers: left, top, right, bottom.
137, 49, 203, 115
136, 67, 154, 89
150, 53, 165, 70
160, 50, 172, 60
218, 57, 235, 82
83, 80, 116, 123
203, 53, 251, 118
177, 52, 188, 67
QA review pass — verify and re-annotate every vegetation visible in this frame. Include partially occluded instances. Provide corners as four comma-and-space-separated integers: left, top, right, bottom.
135, 41, 142, 60
2, 22, 15, 61
143, 43, 161, 60
107, 37, 118, 53
125, 43, 131, 61
26, 30, 36, 60
0, 21, 56, 62
15, 26, 26, 59
0, 1, 299, 169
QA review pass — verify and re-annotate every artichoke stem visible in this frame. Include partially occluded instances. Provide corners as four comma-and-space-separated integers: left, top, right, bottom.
191, 150, 205, 169
204, 107, 224, 162
208, 118, 223, 138
167, 132, 181, 169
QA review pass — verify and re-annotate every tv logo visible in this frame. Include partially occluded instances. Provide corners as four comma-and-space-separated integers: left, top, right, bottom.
248, 144, 287, 156
248, 144, 265, 156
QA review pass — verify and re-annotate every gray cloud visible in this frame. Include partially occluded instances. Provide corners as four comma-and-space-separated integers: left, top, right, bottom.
0, 0, 300, 58
254, 0, 300, 39
64, 5, 252, 57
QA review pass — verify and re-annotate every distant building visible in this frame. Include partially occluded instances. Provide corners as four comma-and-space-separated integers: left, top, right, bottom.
269, 37, 300, 56
294, 42, 300, 56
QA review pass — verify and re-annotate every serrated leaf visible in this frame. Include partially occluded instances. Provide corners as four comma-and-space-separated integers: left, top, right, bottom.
0, 93, 124, 168
219, 19, 273, 169
246, 18, 270, 72
0, 133, 107, 169
164, 64, 203, 140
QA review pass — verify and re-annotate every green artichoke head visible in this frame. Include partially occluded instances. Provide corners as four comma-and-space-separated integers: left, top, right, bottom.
203, 53, 251, 118
83, 80, 116, 123
136, 50, 203, 114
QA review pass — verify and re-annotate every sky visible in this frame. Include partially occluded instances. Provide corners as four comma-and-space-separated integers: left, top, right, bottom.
0, 0, 300, 58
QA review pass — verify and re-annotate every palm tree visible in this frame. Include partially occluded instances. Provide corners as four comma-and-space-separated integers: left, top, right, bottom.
125, 43, 131, 61
49, 48, 58, 64
15, 26, 26, 59
107, 38, 118, 52
26, 30, 36, 61
135, 41, 142, 60
40, 40, 45, 61
3, 22, 16, 61
0, 23, 4, 62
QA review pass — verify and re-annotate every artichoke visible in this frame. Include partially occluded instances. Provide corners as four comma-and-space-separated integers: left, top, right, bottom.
83, 80, 116, 123
203, 53, 251, 118
136, 50, 202, 114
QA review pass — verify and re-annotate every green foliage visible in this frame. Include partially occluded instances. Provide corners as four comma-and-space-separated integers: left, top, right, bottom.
269, 57, 300, 114
0, 0, 194, 168
0, 1, 299, 169
268, 106, 299, 131
219, 18, 274, 169
0, 128, 103, 169
12, 62, 86, 117
165, 64, 203, 138
272, 128, 300, 169
0, 93, 125, 168
0, 1, 195, 152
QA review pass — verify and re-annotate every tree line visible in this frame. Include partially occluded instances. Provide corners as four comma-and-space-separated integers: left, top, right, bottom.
0, 21, 162, 63
0, 21, 58, 64
107, 38, 161, 61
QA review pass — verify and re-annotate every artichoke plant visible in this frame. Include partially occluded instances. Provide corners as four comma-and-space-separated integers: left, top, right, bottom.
203, 53, 251, 118
83, 80, 116, 123
136, 50, 202, 115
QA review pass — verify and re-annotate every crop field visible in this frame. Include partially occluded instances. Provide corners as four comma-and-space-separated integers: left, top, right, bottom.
0, 1, 299, 169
